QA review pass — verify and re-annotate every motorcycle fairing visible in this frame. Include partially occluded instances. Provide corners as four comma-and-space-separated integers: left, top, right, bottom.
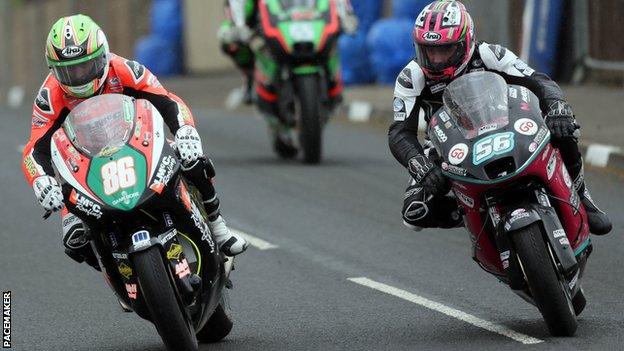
431, 85, 549, 184
259, 0, 339, 55
51, 97, 168, 212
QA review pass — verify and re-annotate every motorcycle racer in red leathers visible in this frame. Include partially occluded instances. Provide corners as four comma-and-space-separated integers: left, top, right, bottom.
23, 15, 248, 270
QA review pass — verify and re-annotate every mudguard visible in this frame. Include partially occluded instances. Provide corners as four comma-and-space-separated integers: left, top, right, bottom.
502, 204, 578, 277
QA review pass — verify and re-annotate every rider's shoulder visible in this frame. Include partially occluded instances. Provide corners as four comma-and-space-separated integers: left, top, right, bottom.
477, 41, 518, 69
33, 74, 65, 116
395, 60, 425, 94
110, 53, 148, 86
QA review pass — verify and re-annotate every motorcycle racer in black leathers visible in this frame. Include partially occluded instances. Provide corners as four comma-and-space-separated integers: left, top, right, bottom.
388, 0, 612, 235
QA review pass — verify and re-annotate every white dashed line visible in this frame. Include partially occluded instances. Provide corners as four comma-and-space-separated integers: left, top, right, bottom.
231, 228, 278, 250
585, 144, 621, 167
348, 277, 544, 345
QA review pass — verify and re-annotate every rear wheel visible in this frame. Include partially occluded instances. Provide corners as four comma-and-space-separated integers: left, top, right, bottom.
133, 246, 198, 351
295, 74, 324, 164
196, 303, 233, 343
511, 223, 577, 336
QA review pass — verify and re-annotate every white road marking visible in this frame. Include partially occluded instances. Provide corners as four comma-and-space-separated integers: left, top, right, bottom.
225, 87, 245, 110
348, 277, 544, 345
585, 144, 621, 167
348, 101, 372, 123
231, 228, 278, 250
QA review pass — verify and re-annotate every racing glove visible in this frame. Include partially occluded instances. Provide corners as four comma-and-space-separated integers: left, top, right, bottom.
408, 155, 447, 195
217, 24, 252, 44
33, 175, 64, 212
175, 125, 204, 166
545, 100, 579, 139
336, 0, 358, 34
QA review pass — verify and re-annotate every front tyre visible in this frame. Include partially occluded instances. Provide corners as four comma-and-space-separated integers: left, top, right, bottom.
511, 223, 577, 336
295, 74, 324, 164
196, 303, 233, 343
133, 246, 198, 351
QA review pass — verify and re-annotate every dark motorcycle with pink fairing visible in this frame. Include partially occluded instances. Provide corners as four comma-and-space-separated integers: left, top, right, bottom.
428, 71, 592, 336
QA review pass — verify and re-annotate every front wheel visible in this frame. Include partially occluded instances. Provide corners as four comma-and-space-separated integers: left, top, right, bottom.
196, 303, 233, 343
295, 74, 324, 164
133, 246, 198, 351
511, 223, 577, 336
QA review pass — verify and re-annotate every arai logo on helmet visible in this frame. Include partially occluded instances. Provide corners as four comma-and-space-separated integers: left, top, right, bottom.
422, 32, 442, 42
61, 45, 84, 58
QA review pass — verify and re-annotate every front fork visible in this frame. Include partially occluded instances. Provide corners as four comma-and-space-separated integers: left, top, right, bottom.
487, 188, 589, 296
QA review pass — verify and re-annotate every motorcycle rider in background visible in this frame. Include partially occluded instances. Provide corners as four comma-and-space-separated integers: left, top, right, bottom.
388, 0, 612, 235
23, 15, 248, 271
218, 0, 358, 157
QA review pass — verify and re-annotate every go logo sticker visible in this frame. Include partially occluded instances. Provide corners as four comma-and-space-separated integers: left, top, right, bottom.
448, 143, 469, 165
514, 118, 538, 136
473, 132, 515, 165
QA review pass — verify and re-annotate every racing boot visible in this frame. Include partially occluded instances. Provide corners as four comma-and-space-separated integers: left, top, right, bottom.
243, 72, 254, 105
208, 215, 249, 256
273, 129, 298, 159
181, 159, 249, 255
580, 186, 612, 235
267, 118, 298, 159
570, 163, 612, 235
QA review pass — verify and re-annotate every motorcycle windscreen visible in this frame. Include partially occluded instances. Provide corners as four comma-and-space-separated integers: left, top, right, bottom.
63, 94, 134, 157
442, 72, 510, 140
280, 0, 317, 9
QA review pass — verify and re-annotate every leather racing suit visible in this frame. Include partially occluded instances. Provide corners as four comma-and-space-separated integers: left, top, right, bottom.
389, 42, 609, 233
23, 53, 226, 265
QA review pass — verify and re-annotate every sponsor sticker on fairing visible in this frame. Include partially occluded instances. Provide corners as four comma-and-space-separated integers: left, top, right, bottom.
189, 202, 216, 253
448, 143, 469, 165
547, 152, 557, 180
125, 284, 137, 299
150, 156, 176, 194
441, 162, 467, 176
478, 123, 498, 135
508, 87, 518, 99
520, 87, 531, 103
500, 250, 510, 269
70, 191, 103, 219
433, 125, 448, 143
553, 229, 566, 238
175, 258, 191, 278
439, 110, 450, 122
514, 118, 538, 136
454, 190, 475, 208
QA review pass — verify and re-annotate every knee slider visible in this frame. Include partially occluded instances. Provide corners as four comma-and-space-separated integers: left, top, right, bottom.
62, 213, 88, 250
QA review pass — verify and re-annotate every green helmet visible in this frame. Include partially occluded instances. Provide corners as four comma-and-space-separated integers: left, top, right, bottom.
45, 14, 110, 98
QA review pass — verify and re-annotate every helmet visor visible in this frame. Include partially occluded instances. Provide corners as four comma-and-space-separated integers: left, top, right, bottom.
416, 42, 465, 74
49, 48, 107, 87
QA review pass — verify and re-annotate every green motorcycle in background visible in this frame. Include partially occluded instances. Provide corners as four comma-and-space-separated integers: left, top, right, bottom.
255, 0, 342, 163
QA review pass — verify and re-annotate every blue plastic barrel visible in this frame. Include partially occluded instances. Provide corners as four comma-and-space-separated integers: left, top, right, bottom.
367, 19, 415, 85
339, 32, 376, 85
135, 35, 182, 76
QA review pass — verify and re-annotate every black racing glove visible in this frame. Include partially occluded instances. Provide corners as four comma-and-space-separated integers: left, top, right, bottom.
545, 100, 579, 139
408, 155, 447, 195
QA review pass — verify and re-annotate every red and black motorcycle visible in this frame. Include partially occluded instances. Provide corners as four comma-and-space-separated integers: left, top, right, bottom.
50, 94, 233, 350
428, 72, 592, 336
